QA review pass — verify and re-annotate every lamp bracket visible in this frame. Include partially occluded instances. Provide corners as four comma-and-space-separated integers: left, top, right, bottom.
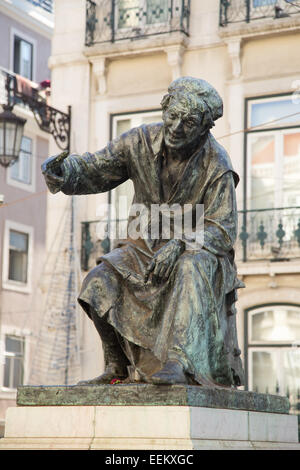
1, 70, 71, 152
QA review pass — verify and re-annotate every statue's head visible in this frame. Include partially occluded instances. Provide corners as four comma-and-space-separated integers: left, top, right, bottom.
161, 77, 223, 151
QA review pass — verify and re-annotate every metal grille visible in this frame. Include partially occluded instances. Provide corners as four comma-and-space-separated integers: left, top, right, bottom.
86, 0, 190, 46
220, 0, 300, 26
236, 207, 300, 262
25, 0, 53, 14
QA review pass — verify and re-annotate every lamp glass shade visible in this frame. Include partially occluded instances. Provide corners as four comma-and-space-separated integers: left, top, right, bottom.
0, 109, 26, 167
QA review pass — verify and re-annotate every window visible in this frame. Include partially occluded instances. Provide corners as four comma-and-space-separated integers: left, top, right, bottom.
13, 35, 33, 80
8, 230, 29, 283
117, 0, 169, 30
110, 110, 162, 240
246, 94, 300, 210
2, 221, 33, 293
7, 135, 36, 192
3, 335, 25, 389
246, 305, 300, 416
9, 136, 32, 185
253, 0, 276, 7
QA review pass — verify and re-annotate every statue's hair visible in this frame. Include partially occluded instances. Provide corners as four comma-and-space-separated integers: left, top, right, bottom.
161, 77, 223, 130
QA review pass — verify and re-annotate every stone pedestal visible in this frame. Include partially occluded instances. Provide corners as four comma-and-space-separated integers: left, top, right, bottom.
0, 385, 299, 450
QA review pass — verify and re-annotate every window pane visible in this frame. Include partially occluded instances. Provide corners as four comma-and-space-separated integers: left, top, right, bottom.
118, 0, 140, 29
147, 0, 169, 24
3, 336, 25, 388
8, 230, 28, 283
283, 349, 300, 413
116, 119, 131, 137
283, 132, 300, 206
9, 230, 28, 252
13, 357, 24, 388
250, 97, 300, 128
9, 136, 32, 184
3, 356, 12, 388
13, 37, 21, 74
253, 0, 276, 7
5, 335, 23, 354
251, 308, 300, 342
251, 349, 300, 401
250, 134, 275, 209
252, 350, 277, 393
20, 39, 33, 80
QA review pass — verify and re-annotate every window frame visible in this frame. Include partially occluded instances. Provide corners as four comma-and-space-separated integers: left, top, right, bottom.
2, 220, 34, 294
10, 27, 36, 82
0, 326, 30, 395
244, 303, 300, 391
243, 93, 300, 212
107, 109, 162, 244
110, 108, 162, 140
7, 133, 36, 192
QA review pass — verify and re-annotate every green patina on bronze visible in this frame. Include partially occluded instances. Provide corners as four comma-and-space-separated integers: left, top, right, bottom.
17, 385, 290, 414
41, 77, 245, 388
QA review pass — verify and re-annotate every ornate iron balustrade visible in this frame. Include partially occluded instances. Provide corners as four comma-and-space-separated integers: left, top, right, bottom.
237, 207, 300, 262
0, 67, 71, 152
81, 207, 300, 269
25, 0, 53, 13
85, 0, 191, 46
220, 0, 300, 26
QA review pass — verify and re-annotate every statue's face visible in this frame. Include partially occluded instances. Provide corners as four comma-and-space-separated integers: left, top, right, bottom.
162, 100, 203, 151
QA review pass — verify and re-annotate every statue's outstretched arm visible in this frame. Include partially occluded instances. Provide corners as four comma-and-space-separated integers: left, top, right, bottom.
41, 134, 130, 196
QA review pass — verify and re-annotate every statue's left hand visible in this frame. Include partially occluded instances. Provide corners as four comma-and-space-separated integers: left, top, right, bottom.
144, 239, 185, 285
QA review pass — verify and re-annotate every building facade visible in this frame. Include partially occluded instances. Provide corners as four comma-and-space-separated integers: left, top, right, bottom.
0, 0, 53, 435
2, 0, 300, 435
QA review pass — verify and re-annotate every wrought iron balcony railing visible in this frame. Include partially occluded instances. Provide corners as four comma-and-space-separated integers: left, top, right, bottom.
237, 207, 300, 262
85, 0, 191, 46
25, 0, 53, 14
81, 207, 300, 270
220, 0, 300, 27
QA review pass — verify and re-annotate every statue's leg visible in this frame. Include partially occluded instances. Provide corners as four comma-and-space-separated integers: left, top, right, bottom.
77, 308, 130, 385
146, 251, 227, 386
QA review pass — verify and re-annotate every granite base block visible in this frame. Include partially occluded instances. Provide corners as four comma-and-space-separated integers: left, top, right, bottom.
0, 385, 299, 450
16, 384, 290, 414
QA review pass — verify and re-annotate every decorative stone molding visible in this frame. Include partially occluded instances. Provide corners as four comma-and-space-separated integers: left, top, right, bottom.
90, 57, 107, 95
219, 15, 300, 41
226, 38, 242, 79
165, 45, 185, 81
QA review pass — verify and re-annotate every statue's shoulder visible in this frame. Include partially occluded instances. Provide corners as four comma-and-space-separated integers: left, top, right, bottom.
206, 133, 239, 187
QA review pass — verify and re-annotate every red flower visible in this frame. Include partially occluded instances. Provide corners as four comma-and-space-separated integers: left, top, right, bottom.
110, 378, 122, 385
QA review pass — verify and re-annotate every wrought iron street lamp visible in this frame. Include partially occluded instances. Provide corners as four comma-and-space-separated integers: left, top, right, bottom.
0, 105, 26, 168
0, 70, 71, 168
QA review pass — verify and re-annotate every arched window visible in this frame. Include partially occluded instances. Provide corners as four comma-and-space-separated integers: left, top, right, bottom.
245, 304, 300, 416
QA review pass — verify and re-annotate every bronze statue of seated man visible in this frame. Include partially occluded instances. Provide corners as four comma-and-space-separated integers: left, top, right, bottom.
42, 77, 244, 388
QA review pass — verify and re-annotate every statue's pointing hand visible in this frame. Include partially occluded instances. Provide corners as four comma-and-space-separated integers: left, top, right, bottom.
41, 151, 69, 194
144, 239, 185, 285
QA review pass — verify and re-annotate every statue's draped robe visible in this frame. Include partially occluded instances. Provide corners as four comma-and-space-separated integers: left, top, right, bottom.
57, 123, 244, 387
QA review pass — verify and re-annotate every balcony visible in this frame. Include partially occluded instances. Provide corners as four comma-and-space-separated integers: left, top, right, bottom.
219, 0, 300, 27
236, 207, 300, 263
81, 207, 300, 270
85, 0, 190, 47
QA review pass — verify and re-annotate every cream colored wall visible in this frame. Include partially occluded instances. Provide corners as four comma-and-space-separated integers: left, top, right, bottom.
107, 54, 171, 97
242, 34, 300, 81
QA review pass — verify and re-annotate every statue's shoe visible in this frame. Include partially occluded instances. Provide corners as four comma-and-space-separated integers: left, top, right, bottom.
148, 360, 188, 385
77, 364, 128, 385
